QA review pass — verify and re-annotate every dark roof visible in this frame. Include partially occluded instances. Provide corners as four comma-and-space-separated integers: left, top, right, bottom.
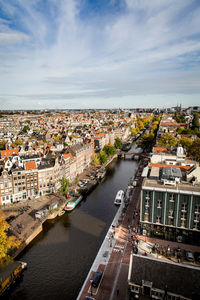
130, 255, 200, 298
0, 261, 22, 283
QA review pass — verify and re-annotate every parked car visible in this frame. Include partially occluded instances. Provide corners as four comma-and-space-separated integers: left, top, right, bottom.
185, 250, 194, 262
92, 270, 103, 287
194, 252, 200, 263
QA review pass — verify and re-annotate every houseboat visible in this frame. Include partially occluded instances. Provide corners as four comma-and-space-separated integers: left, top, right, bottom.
114, 190, 124, 205
0, 261, 27, 296
64, 195, 83, 211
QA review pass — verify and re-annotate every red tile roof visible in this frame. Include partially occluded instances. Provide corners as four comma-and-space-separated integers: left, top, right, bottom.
24, 161, 37, 171
1, 149, 18, 157
153, 147, 169, 153
149, 163, 192, 171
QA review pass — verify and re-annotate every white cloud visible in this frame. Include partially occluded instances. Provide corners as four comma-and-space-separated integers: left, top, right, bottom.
0, 0, 200, 108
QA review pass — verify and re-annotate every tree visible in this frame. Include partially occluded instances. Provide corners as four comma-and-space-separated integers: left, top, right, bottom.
0, 211, 21, 266
159, 133, 178, 147
103, 144, 116, 157
98, 151, 108, 165
58, 176, 69, 195
137, 120, 144, 131
179, 137, 193, 151
187, 138, 200, 162
0, 140, 6, 150
192, 113, 199, 130
91, 153, 100, 166
138, 133, 154, 150
114, 137, 122, 149
54, 135, 62, 142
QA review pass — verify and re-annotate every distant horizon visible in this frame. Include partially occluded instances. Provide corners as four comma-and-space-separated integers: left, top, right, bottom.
0, 0, 200, 109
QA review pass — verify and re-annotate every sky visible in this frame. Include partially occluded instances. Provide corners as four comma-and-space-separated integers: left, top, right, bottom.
0, 0, 200, 110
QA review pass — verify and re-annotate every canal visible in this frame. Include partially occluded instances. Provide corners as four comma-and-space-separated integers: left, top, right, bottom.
5, 146, 140, 300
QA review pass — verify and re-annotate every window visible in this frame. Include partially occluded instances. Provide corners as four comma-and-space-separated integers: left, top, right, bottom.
169, 194, 174, 202
181, 203, 187, 212
157, 200, 162, 208
156, 216, 161, 224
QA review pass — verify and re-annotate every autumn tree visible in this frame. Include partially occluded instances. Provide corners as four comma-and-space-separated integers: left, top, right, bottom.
138, 133, 154, 150
179, 137, 193, 151
0, 211, 21, 266
91, 153, 100, 166
159, 133, 178, 147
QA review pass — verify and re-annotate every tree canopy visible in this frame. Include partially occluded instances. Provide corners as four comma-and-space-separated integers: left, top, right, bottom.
98, 151, 108, 165
91, 153, 100, 166
159, 133, 178, 147
187, 138, 200, 162
0, 211, 21, 266
103, 144, 116, 157
114, 137, 122, 149
58, 176, 69, 195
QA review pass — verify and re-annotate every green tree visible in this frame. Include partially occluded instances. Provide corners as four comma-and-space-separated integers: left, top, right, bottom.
187, 138, 200, 162
192, 113, 199, 130
179, 137, 193, 151
91, 153, 100, 166
98, 151, 108, 165
0, 211, 21, 265
138, 133, 154, 149
0, 140, 6, 150
114, 137, 122, 149
58, 176, 69, 195
159, 133, 178, 147
103, 144, 116, 157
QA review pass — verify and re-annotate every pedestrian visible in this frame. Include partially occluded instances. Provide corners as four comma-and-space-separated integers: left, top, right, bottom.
149, 248, 152, 254
116, 289, 119, 296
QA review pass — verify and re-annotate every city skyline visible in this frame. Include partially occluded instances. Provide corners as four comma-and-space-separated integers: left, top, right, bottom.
0, 0, 200, 109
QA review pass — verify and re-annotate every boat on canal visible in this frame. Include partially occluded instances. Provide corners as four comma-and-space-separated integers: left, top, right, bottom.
0, 261, 27, 296
114, 190, 124, 205
64, 195, 83, 211
121, 142, 131, 152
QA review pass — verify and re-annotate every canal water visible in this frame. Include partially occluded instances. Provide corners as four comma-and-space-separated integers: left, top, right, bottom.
5, 147, 139, 300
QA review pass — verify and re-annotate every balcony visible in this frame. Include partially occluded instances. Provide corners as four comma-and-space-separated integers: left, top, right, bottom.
181, 209, 187, 213
168, 215, 174, 219
181, 216, 186, 221
169, 198, 174, 203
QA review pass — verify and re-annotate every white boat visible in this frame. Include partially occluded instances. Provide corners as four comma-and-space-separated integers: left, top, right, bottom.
114, 190, 124, 205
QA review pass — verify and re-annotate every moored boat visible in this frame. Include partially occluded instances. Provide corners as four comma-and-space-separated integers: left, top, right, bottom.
64, 195, 83, 211
0, 261, 27, 296
114, 190, 124, 205
121, 143, 131, 152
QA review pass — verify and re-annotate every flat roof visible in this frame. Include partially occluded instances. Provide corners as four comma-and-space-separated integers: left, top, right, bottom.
142, 178, 200, 194
129, 255, 200, 298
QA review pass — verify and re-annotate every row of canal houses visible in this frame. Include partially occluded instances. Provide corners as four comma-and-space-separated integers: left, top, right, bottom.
0, 110, 135, 206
